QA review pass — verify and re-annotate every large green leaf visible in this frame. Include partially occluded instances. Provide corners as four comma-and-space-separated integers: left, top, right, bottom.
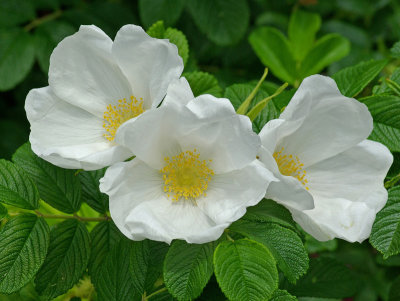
187, 0, 249, 46
0, 159, 39, 209
96, 239, 139, 301
288, 10, 321, 61
0, 0, 35, 27
12, 143, 82, 213
35, 219, 90, 300
284, 257, 360, 298
131, 240, 168, 296
359, 95, 400, 152
139, 0, 185, 28
0, 29, 35, 91
270, 289, 297, 301
79, 168, 108, 214
0, 214, 49, 294
300, 33, 350, 78
249, 27, 297, 85
370, 186, 400, 258
184, 71, 223, 97
333, 59, 388, 97
373, 68, 400, 95
229, 220, 308, 283
164, 240, 216, 300
214, 239, 278, 301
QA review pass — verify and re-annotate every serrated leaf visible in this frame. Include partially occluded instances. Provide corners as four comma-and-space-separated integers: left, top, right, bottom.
359, 95, 400, 152
370, 186, 400, 258
214, 239, 278, 301
390, 41, 400, 59
131, 240, 168, 296
284, 257, 360, 298
12, 143, 82, 213
373, 68, 400, 95
0, 0, 35, 27
187, 0, 249, 46
0, 159, 39, 209
88, 221, 123, 284
139, 0, 185, 28
333, 59, 388, 97
164, 240, 216, 300
0, 29, 35, 91
229, 220, 308, 283
35, 219, 90, 300
288, 10, 321, 61
146, 20, 165, 39
96, 239, 139, 301
184, 71, 223, 97
270, 289, 297, 301
300, 33, 350, 78
0, 214, 49, 294
80, 168, 108, 213
165, 27, 189, 65
249, 27, 297, 85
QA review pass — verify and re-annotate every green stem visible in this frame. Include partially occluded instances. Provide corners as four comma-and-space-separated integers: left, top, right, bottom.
226, 233, 235, 242
236, 68, 268, 115
34, 210, 110, 222
24, 9, 62, 32
385, 173, 400, 189
144, 287, 167, 300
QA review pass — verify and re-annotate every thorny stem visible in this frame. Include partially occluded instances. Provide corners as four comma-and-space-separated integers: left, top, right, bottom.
24, 9, 63, 32
143, 287, 168, 300
385, 173, 400, 189
34, 210, 110, 222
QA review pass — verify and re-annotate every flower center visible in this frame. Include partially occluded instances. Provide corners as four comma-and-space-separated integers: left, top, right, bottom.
273, 147, 309, 190
160, 149, 214, 202
103, 96, 145, 141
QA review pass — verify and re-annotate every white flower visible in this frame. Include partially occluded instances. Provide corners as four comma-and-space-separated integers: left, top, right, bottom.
258, 75, 393, 243
25, 25, 183, 170
100, 91, 276, 244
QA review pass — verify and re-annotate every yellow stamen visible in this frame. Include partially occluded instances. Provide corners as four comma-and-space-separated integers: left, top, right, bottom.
160, 149, 214, 202
103, 95, 144, 141
273, 147, 309, 190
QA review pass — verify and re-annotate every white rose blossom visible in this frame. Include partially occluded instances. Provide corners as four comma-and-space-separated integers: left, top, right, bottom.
100, 87, 277, 244
25, 24, 183, 170
258, 75, 393, 243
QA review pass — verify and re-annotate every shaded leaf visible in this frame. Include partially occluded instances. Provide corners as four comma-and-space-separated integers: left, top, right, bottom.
139, 0, 185, 28
79, 168, 108, 213
184, 71, 222, 97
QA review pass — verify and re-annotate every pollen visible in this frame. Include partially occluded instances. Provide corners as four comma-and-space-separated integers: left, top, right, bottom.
103, 96, 145, 141
273, 147, 309, 190
160, 149, 214, 202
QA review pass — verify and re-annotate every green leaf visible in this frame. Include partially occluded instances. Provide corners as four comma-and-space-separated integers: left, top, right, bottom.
184, 71, 223, 97
389, 275, 400, 301
165, 27, 189, 66
391, 41, 400, 59
131, 240, 168, 296
288, 10, 321, 61
332, 59, 388, 97
0, 214, 49, 294
0, 159, 39, 209
96, 239, 139, 301
373, 68, 400, 95
229, 220, 308, 283
187, 0, 249, 46
164, 240, 216, 300
146, 20, 165, 39
369, 186, 400, 258
285, 257, 360, 298
359, 95, 400, 152
304, 233, 338, 253
270, 289, 297, 301
0, 28, 35, 91
139, 0, 185, 28
79, 168, 108, 213
0, 203, 7, 219
0, 0, 35, 27
300, 33, 350, 78
88, 221, 123, 284
249, 27, 297, 85
214, 239, 278, 301
12, 143, 82, 213
34, 21, 76, 73
35, 219, 90, 300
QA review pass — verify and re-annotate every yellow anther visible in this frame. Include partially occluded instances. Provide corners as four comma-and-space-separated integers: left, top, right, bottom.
273, 147, 309, 190
103, 95, 145, 142
160, 150, 214, 202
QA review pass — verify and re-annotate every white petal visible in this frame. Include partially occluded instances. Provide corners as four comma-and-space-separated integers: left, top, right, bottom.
186, 95, 236, 121
112, 25, 184, 109
163, 77, 194, 106
26, 87, 131, 170
276, 75, 373, 166
306, 140, 393, 212
49, 25, 132, 116
197, 160, 277, 225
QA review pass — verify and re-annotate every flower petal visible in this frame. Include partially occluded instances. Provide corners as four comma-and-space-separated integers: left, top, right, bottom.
162, 77, 194, 106
26, 87, 132, 170
197, 160, 277, 225
112, 25, 184, 109
186, 95, 236, 121
49, 25, 132, 116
